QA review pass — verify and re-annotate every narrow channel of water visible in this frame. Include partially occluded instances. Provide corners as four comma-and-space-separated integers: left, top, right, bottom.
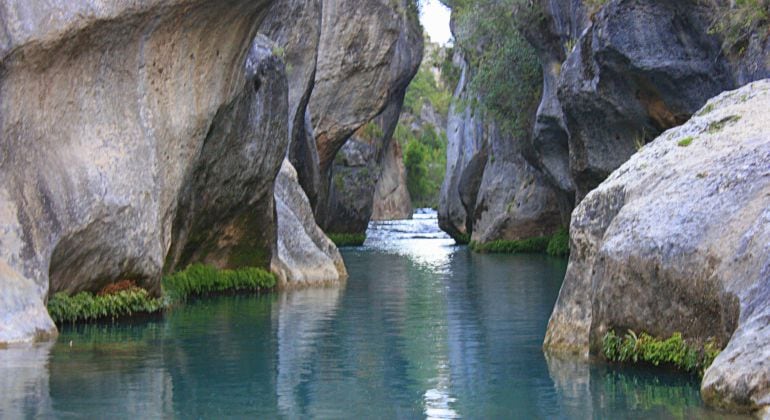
0, 211, 738, 418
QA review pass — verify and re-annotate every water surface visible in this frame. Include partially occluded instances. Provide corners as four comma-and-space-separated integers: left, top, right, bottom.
0, 211, 738, 418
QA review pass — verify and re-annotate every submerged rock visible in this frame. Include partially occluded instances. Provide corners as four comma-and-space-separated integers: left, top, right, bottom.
0, 0, 280, 343
544, 80, 770, 414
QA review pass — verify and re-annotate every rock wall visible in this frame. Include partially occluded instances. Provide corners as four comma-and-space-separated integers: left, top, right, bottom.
544, 80, 770, 414
440, 0, 770, 244
311, 0, 422, 234
0, 0, 284, 343
371, 138, 412, 221
438, 44, 564, 244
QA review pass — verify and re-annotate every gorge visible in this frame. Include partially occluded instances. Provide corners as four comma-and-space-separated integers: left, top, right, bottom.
0, 0, 769, 417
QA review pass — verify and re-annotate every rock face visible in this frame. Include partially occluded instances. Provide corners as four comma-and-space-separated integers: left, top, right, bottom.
272, 160, 347, 286
310, 0, 423, 234
544, 80, 770, 414
438, 49, 563, 243
440, 0, 770, 244
559, 0, 736, 199
438, 59, 488, 241
309, 0, 423, 175
371, 138, 412, 221
0, 0, 285, 343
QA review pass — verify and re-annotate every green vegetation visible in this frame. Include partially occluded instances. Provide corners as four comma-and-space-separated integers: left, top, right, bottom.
403, 66, 453, 117
711, 0, 770, 55
470, 228, 570, 256
454, 232, 471, 245
327, 232, 367, 247
47, 288, 164, 324
48, 264, 276, 324
450, 0, 542, 137
162, 263, 276, 302
400, 123, 447, 208
677, 136, 695, 147
708, 115, 741, 133
546, 227, 570, 257
471, 236, 550, 253
602, 330, 721, 377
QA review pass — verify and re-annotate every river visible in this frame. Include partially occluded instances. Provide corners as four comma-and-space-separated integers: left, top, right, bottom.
0, 211, 735, 418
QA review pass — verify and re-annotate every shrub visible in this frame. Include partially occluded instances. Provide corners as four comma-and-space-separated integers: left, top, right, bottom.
602, 330, 721, 377
711, 0, 770, 56
452, 0, 542, 137
48, 289, 164, 324
162, 263, 276, 302
327, 233, 367, 247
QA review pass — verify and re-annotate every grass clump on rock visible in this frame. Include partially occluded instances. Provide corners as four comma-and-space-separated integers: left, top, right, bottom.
677, 136, 694, 147
48, 265, 276, 324
327, 233, 366, 247
162, 263, 276, 302
470, 228, 570, 257
470, 236, 550, 253
47, 287, 164, 325
602, 330, 721, 377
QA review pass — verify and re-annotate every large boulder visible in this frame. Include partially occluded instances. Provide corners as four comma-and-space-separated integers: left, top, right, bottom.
0, 0, 282, 343
272, 160, 347, 286
544, 80, 770, 414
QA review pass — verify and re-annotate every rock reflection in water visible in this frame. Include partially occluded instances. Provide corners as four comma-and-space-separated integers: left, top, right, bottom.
0, 342, 53, 418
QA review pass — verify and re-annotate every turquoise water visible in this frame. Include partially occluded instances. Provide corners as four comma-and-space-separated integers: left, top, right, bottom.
0, 212, 738, 418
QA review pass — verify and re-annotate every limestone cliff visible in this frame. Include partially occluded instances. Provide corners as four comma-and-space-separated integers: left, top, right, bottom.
544, 80, 770, 415
0, 0, 284, 343
371, 139, 412, 221
440, 0, 770, 245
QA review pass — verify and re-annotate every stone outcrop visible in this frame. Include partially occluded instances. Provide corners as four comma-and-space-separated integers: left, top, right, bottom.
309, 0, 423, 175
438, 48, 563, 244
438, 57, 487, 241
440, 0, 770, 245
0, 0, 286, 343
371, 139, 412, 221
544, 80, 770, 414
272, 160, 347, 286
310, 0, 423, 234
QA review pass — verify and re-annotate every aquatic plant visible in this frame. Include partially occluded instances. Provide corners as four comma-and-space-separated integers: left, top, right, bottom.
454, 232, 471, 245
546, 228, 570, 257
470, 228, 570, 257
601, 330, 721, 377
327, 233, 367, 247
47, 288, 164, 324
162, 263, 276, 302
470, 236, 550, 253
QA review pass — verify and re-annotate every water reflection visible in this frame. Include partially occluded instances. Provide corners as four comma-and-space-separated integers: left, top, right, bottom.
0, 342, 53, 418
275, 287, 343, 418
0, 210, 741, 418
546, 355, 750, 419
